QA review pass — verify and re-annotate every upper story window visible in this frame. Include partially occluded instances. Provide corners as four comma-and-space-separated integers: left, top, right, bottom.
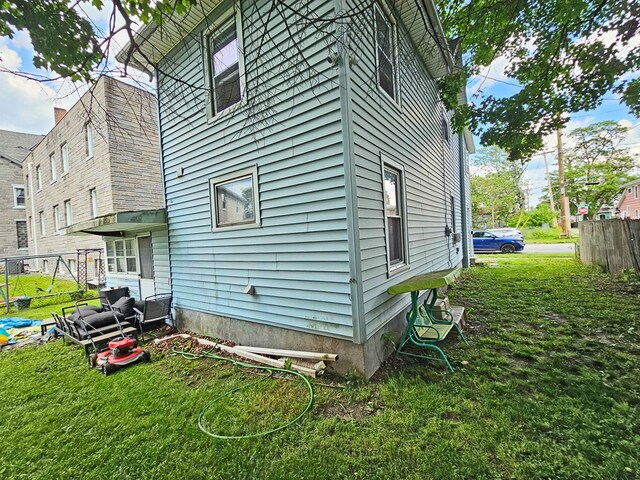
90, 188, 98, 218
85, 123, 94, 159
374, 2, 399, 102
442, 114, 450, 143
53, 205, 61, 233
36, 165, 42, 190
50, 153, 57, 182
206, 10, 244, 117
61, 143, 70, 174
635, 185, 639, 199
64, 200, 73, 226
210, 166, 260, 231
13, 185, 25, 208
382, 158, 407, 271
39, 211, 46, 237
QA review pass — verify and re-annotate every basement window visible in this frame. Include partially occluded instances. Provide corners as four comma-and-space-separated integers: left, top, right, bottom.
210, 166, 260, 230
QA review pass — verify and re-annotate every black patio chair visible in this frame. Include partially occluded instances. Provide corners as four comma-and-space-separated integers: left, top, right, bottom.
133, 293, 174, 341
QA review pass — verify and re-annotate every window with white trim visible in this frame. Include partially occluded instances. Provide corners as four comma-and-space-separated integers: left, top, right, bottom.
39, 211, 46, 237
635, 185, 639, 199
53, 205, 61, 233
64, 200, 73, 226
106, 239, 137, 274
636, 209, 639, 219
50, 153, 57, 182
90, 188, 98, 218
374, 2, 399, 101
383, 162, 407, 269
206, 10, 244, 116
61, 143, 70, 174
42, 259, 49, 274
85, 123, 94, 159
210, 167, 260, 230
13, 185, 25, 208
36, 165, 42, 190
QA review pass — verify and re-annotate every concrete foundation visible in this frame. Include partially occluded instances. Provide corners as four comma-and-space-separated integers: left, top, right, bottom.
177, 304, 410, 378
175, 290, 465, 379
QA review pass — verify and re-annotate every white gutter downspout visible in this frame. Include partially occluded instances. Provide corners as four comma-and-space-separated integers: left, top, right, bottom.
27, 161, 39, 270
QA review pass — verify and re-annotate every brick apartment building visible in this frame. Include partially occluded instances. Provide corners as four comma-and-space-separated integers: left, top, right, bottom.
0, 129, 44, 262
23, 76, 164, 292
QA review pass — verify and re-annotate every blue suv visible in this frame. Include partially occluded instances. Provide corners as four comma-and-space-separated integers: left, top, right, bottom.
472, 230, 525, 254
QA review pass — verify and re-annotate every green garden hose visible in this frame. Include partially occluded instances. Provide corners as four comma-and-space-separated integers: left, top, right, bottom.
172, 347, 314, 440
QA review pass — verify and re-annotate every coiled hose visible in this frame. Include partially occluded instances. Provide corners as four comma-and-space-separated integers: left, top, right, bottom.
172, 347, 314, 440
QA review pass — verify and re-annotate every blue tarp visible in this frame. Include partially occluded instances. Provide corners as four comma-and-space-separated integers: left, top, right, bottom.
0, 318, 42, 329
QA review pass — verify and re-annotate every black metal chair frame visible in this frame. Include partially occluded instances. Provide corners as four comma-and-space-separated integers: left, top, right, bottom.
133, 293, 174, 342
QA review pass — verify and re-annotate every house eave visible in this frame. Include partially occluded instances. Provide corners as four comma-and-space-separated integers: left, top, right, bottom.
64, 209, 167, 236
116, 0, 455, 81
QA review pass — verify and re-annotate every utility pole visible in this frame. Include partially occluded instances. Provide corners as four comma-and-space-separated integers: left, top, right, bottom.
557, 128, 572, 237
542, 151, 557, 227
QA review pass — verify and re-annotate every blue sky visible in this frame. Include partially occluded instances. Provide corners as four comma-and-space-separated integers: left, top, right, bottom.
0, 7, 638, 208
467, 52, 640, 206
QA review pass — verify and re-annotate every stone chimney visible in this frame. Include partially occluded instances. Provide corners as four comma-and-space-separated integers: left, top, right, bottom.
54, 107, 67, 125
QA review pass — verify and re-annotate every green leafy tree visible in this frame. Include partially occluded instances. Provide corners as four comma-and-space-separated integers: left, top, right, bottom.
471, 146, 524, 227
546, 121, 637, 217
437, 0, 640, 160
1, 0, 638, 159
524, 203, 557, 227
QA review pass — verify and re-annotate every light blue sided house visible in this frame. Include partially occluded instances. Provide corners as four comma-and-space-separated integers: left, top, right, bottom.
119, 0, 474, 377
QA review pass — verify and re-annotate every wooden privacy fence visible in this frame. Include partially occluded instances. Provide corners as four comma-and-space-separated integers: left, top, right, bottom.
579, 219, 640, 276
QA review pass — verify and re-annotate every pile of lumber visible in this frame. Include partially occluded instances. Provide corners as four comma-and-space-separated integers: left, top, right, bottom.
155, 334, 337, 378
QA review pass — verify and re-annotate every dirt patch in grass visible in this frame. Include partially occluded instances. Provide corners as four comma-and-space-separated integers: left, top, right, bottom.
315, 398, 378, 420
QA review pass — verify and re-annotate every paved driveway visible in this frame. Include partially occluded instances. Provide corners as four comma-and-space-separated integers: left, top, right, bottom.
523, 243, 576, 254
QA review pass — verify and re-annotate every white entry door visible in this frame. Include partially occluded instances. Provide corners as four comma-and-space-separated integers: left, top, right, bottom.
137, 235, 156, 299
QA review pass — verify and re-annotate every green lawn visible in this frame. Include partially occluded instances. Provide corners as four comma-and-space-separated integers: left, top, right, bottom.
0, 274, 97, 317
1, 255, 638, 479
522, 227, 579, 244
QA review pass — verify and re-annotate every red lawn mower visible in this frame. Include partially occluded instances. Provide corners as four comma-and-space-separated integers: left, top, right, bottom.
89, 335, 150, 376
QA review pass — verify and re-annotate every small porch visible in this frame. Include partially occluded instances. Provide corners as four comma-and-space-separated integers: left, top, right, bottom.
65, 209, 170, 300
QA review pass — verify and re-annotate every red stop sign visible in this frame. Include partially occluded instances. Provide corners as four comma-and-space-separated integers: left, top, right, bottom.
578, 206, 588, 214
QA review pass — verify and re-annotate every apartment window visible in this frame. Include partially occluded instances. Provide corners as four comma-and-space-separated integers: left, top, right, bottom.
383, 161, 407, 269
39, 211, 46, 237
16, 221, 28, 249
36, 165, 42, 190
635, 186, 639, 199
85, 123, 94, 158
68, 259, 76, 276
53, 205, 61, 233
61, 143, 70, 174
374, 2, 399, 101
64, 200, 73, 226
13, 185, 25, 208
206, 10, 244, 116
627, 205, 631, 217
90, 188, 98, 218
50, 153, 57, 182
42, 259, 49, 274
210, 167, 260, 230
106, 239, 137, 274
636, 209, 640, 219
